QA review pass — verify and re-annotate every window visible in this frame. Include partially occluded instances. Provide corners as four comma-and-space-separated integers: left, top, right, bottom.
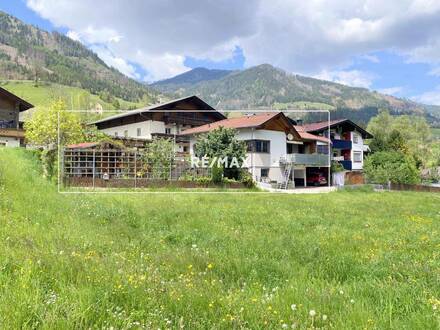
183, 146, 188, 153
317, 145, 329, 154
260, 168, 269, 178
246, 140, 270, 153
353, 151, 362, 163
165, 128, 171, 135
124, 130, 128, 138
137, 128, 142, 137
353, 133, 359, 144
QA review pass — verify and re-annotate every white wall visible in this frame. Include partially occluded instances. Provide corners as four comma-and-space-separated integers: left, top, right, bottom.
0, 136, 20, 147
350, 131, 364, 170
100, 120, 189, 139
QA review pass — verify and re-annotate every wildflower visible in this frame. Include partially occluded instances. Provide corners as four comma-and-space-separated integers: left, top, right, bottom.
187, 264, 193, 270
282, 323, 288, 329
309, 310, 316, 317
208, 302, 214, 308
350, 299, 355, 304
290, 304, 297, 311
339, 290, 344, 295
322, 314, 328, 321
207, 263, 214, 269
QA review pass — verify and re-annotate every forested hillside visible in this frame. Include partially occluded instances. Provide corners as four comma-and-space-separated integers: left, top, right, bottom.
0, 11, 159, 105
153, 64, 440, 126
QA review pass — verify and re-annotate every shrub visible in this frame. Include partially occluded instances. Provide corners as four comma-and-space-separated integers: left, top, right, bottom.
240, 170, 256, 188
364, 151, 420, 184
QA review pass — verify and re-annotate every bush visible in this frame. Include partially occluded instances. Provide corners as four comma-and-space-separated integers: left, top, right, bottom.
364, 151, 420, 184
240, 170, 256, 188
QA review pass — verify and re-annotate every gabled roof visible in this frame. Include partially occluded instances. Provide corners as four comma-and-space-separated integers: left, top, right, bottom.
301, 118, 373, 139
90, 95, 224, 125
181, 112, 301, 139
0, 86, 34, 111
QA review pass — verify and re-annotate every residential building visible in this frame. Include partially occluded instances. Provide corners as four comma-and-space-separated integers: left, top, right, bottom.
90, 95, 225, 153
181, 112, 331, 188
300, 119, 373, 171
0, 87, 34, 147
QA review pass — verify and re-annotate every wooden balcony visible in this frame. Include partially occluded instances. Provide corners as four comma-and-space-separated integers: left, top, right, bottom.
0, 128, 25, 138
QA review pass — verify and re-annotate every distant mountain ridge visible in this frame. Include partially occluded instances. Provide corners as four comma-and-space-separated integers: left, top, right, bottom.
151, 64, 440, 126
154, 67, 233, 86
0, 11, 159, 105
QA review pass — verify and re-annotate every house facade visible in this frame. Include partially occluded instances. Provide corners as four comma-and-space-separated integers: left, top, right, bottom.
90, 95, 225, 153
0, 87, 34, 147
300, 119, 373, 171
181, 112, 331, 188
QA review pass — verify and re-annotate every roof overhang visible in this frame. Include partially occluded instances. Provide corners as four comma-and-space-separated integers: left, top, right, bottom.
0, 87, 34, 111
89, 95, 225, 126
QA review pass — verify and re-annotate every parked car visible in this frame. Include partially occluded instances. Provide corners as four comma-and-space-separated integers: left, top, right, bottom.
307, 172, 328, 186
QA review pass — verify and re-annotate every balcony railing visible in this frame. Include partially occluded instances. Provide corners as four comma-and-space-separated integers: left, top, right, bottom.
280, 153, 329, 166
332, 139, 352, 149
0, 120, 17, 129
339, 160, 352, 170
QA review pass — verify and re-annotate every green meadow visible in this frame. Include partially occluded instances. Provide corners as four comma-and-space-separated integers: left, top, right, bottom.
0, 148, 439, 329
0, 80, 140, 112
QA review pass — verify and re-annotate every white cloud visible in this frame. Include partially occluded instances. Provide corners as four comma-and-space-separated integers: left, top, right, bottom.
314, 70, 375, 88
378, 86, 404, 96
91, 46, 140, 80
412, 86, 440, 105
360, 54, 380, 63
26, 0, 440, 80
66, 30, 80, 41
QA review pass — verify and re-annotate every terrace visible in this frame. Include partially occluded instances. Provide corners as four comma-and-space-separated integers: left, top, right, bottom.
279, 153, 329, 167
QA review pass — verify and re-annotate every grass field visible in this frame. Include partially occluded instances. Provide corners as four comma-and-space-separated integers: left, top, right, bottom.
0, 81, 140, 113
0, 149, 439, 329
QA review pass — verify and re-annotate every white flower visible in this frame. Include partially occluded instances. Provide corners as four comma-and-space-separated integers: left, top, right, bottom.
309, 310, 316, 317
322, 314, 328, 321
290, 304, 297, 311
339, 290, 344, 295
282, 324, 288, 329
350, 299, 355, 304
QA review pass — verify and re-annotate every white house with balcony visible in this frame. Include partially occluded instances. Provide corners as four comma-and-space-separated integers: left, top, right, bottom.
181, 112, 331, 188
300, 119, 373, 171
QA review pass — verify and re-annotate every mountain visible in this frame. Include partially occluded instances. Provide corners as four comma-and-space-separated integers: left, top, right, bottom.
154, 67, 233, 86
151, 64, 440, 126
0, 11, 159, 105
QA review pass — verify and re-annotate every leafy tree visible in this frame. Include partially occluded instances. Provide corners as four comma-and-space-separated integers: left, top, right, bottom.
142, 138, 174, 179
367, 110, 432, 167
194, 127, 246, 179
24, 99, 83, 148
24, 99, 84, 180
364, 151, 420, 184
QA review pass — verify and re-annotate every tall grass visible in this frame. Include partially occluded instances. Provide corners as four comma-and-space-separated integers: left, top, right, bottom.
0, 149, 439, 329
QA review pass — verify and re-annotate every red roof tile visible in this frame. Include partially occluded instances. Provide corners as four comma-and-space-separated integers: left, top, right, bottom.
294, 126, 331, 144
66, 142, 100, 149
300, 119, 347, 132
181, 112, 280, 135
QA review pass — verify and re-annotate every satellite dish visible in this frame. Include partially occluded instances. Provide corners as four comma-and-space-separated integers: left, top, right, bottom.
287, 133, 294, 141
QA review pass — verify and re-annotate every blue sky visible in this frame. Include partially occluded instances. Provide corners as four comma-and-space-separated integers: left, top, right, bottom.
2, 0, 440, 105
